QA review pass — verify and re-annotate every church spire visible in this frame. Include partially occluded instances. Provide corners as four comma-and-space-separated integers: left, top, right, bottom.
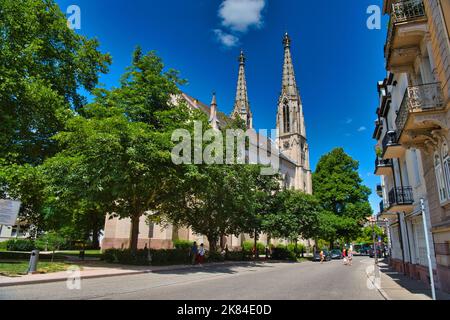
209, 92, 220, 130
232, 50, 253, 129
282, 33, 300, 99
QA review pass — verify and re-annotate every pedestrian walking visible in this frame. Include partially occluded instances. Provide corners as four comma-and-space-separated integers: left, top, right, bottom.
320, 250, 325, 264
190, 242, 198, 265
347, 249, 353, 266
198, 243, 205, 265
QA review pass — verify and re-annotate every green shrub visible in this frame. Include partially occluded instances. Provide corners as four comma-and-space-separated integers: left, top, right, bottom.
0, 241, 7, 251
0, 251, 64, 261
207, 251, 225, 262
101, 248, 190, 266
6, 239, 36, 252
242, 241, 265, 254
173, 240, 194, 250
271, 246, 297, 261
287, 243, 306, 257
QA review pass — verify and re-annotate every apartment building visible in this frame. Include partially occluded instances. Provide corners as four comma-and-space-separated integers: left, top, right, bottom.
374, 0, 450, 293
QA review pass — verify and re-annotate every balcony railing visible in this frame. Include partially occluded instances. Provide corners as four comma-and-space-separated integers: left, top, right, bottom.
375, 157, 393, 169
388, 186, 414, 207
385, 0, 426, 58
382, 130, 398, 151
392, 0, 426, 22
376, 185, 383, 197
395, 82, 444, 136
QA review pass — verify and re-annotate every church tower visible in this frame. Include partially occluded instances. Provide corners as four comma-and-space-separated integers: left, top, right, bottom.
232, 50, 253, 129
276, 33, 312, 193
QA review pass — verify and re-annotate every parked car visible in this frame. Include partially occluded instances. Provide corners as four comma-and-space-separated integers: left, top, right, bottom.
330, 249, 342, 259
313, 250, 332, 262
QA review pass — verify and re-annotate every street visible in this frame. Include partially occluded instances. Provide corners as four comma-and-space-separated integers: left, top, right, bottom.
0, 257, 383, 300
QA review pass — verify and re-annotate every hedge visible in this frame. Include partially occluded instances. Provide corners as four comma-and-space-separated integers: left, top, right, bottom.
242, 241, 266, 254
271, 246, 297, 261
173, 240, 194, 250
6, 239, 36, 252
0, 251, 65, 261
102, 248, 255, 266
102, 248, 192, 266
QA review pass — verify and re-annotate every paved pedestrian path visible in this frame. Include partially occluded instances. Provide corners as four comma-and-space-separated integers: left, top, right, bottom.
365, 258, 450, 300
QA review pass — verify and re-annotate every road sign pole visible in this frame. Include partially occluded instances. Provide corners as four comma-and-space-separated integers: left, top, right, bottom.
420, 198, 436, 300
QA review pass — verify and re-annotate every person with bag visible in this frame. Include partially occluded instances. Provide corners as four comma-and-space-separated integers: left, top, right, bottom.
198, 243, 205, 265
342, 248, 348, 265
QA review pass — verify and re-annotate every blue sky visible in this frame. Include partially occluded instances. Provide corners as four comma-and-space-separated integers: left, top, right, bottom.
56, 0, 388, 214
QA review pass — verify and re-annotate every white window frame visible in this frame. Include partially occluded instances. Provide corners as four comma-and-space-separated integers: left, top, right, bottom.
441, 143, 450, 200
434, 151, 447, 203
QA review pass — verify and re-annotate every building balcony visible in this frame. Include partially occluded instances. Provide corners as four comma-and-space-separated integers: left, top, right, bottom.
375, 157, 393, 176
387, 186, 414, 213
376, 184, 384, 197
395, 82, 445, 143
385, 0, 428, 72
381, 130, 404, 159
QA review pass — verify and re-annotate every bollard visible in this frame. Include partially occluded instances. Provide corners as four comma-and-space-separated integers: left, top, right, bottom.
28, 250, 40, 274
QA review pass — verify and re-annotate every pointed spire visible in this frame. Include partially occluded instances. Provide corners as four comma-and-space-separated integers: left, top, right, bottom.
209, 92, 220, 130
232, 50, 253, 129
282, 32, 299, 98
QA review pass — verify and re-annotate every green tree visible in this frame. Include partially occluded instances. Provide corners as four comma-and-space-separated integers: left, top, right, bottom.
47, 48, 193, 252
313, 148, 372, 248
263, 190, 320, 244
36, 232, 67, 262
0, 0, 111, 164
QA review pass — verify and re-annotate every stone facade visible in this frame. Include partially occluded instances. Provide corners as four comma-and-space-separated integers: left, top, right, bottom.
376, 0, 450, 293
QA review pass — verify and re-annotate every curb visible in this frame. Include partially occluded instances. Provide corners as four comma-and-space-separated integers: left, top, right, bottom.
0, 261, 259, 288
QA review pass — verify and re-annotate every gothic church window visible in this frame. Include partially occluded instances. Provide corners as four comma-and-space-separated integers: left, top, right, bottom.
283, 103, 290, 133
148, 223, 155, 239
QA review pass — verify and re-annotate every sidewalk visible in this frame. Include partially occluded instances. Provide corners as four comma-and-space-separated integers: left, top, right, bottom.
0, 261, 258, 288
367, 259, 450, 300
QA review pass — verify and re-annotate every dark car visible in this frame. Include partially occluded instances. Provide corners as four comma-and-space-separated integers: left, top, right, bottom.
313, 250, 332, 262
330, 249, 342, 259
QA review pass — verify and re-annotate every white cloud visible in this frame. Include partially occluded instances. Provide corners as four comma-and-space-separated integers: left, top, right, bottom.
357, 126, 367, 132
218, 0, 266, 32
213, 29, 240, 48
345, 118, 353, 124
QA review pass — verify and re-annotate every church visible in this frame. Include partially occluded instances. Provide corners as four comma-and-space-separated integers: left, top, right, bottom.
101, 33, 312, 250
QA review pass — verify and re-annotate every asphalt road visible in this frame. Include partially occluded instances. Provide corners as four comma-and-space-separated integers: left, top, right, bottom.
0, 257, 383, 300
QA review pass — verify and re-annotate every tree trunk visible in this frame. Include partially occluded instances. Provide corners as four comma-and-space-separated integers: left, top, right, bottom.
91, 221, 101, 250
208, 236, 218, 253
130, 214, 141, 253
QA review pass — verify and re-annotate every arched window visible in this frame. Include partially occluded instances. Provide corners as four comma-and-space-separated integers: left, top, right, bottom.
434, 152, 447, 203
441, 142, 450, 198
283, 103, 290, 133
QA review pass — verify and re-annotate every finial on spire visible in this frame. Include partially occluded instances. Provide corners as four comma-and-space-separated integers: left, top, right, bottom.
239, 50, 246, 65
283, 32, 291, 48
211, 91, 217, 106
